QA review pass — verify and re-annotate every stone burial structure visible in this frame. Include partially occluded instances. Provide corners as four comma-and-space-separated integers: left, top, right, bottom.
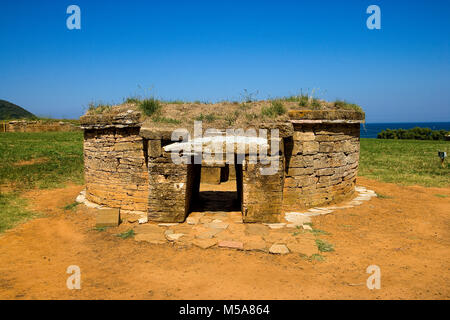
80, 101, 364, 223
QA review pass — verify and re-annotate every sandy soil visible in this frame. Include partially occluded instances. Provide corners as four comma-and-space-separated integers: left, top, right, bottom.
0, 177, 448, 300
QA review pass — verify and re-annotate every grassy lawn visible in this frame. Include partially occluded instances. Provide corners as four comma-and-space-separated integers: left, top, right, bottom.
359, 138, 449, 187
0, 193, 36, 233
0, 132, 83, 233
0, 132, 83, 189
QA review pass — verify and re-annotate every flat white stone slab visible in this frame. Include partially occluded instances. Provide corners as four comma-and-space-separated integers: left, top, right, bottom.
264, 223, 286, 229
163, 135, 270, 156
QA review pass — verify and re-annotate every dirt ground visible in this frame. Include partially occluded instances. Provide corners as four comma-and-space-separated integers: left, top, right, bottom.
0, 177, 448, 300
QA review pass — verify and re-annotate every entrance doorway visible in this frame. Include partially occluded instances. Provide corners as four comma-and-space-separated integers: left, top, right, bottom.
188, 162, 243, 214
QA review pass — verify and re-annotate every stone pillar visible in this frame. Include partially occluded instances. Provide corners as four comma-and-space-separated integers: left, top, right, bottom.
241, 139, 285, 223
228, 164, 236, 180
147, 139, 194, 222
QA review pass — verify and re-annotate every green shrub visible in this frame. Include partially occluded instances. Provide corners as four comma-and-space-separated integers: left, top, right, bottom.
139, 98, 161, 116
298, 94, 309, 107
261, 101, 286, 118
377, 127, 449, 141
245, 112, 259, 121
205, 114, 216, 122
311, 98, 322, 110
195, 113, 216, 122
225, 110, 240, 126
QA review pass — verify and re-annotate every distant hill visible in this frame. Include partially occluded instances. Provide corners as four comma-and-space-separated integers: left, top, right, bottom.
0, 100, 36, 120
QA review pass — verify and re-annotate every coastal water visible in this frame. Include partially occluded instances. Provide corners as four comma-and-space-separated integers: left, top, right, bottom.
360, 122, 450, 139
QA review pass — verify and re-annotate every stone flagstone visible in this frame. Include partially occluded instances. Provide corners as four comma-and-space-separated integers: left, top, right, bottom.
207, 221, 229, 230
245, 224, 269, 236
218, 240, 244, 250
193, 238, 217, 249
264, 223, 286, 229
166, 233, 184, 241
134, 224, 164, 234
134, 233, 166, 244
243, 236, 267, 251
196, 228, 223, 239
95, 208, 120, 228
287, 238, 318, 256
269, 244, 290, 255
186, 216, 200, 225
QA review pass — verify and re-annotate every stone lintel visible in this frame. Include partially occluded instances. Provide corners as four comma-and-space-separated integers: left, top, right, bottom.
140, 127, 175, 140
289, 119, 364, 124
288, 109, 365, 121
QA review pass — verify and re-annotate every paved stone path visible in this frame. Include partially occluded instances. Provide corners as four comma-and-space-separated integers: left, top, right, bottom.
77, 186, 376, 255
125, 186, 377, 255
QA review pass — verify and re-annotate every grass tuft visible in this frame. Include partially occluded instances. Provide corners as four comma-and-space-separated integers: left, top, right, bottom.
63, 202, 79, 211
334, 100, 363, 112
0, 193, 35, 233
116, 229, 135, 239
309, 253, 325, 262
316, 239, 335, 252
195, 113, 216, 123
139, 98, 162, 116
261, 100, 286, 118
225, 110, 240, 126
87, 102, 112, 114
310, 228, 330, 236
376, 193, 393, 199
152, 116, 181, 124
123, 96, 141, 104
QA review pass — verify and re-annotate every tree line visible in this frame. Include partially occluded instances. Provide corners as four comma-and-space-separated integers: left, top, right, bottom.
377, 127, 449, 140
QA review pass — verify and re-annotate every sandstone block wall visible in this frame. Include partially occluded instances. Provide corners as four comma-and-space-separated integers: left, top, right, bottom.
283, 123, 360, 210
81, 121, 361, 223
242, 154, 285, 223
147, 139, 199, 222
83, 127, 149, 212
2, 120, 81, 133
200, 163, 236, 184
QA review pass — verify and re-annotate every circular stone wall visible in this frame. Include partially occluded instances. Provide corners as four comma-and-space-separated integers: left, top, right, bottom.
80, 107, 363, 222
282, 122, 360, 210
83, 127, 149, 212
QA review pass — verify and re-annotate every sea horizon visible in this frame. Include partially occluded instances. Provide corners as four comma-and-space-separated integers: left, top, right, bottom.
361, 121, 450, 138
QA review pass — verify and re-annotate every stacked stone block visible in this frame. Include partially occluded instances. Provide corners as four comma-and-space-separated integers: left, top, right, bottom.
242, 154, 285, 223
147, 138, 199, 222
83, 127, 149, 212
81, 110, 362, 223
282, 123, 360, 210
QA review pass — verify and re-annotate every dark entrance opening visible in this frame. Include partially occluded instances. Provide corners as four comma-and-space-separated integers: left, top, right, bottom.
188, 158, 243, 214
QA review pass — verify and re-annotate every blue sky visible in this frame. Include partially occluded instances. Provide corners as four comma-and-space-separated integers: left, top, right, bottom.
0, 0, 449, 122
